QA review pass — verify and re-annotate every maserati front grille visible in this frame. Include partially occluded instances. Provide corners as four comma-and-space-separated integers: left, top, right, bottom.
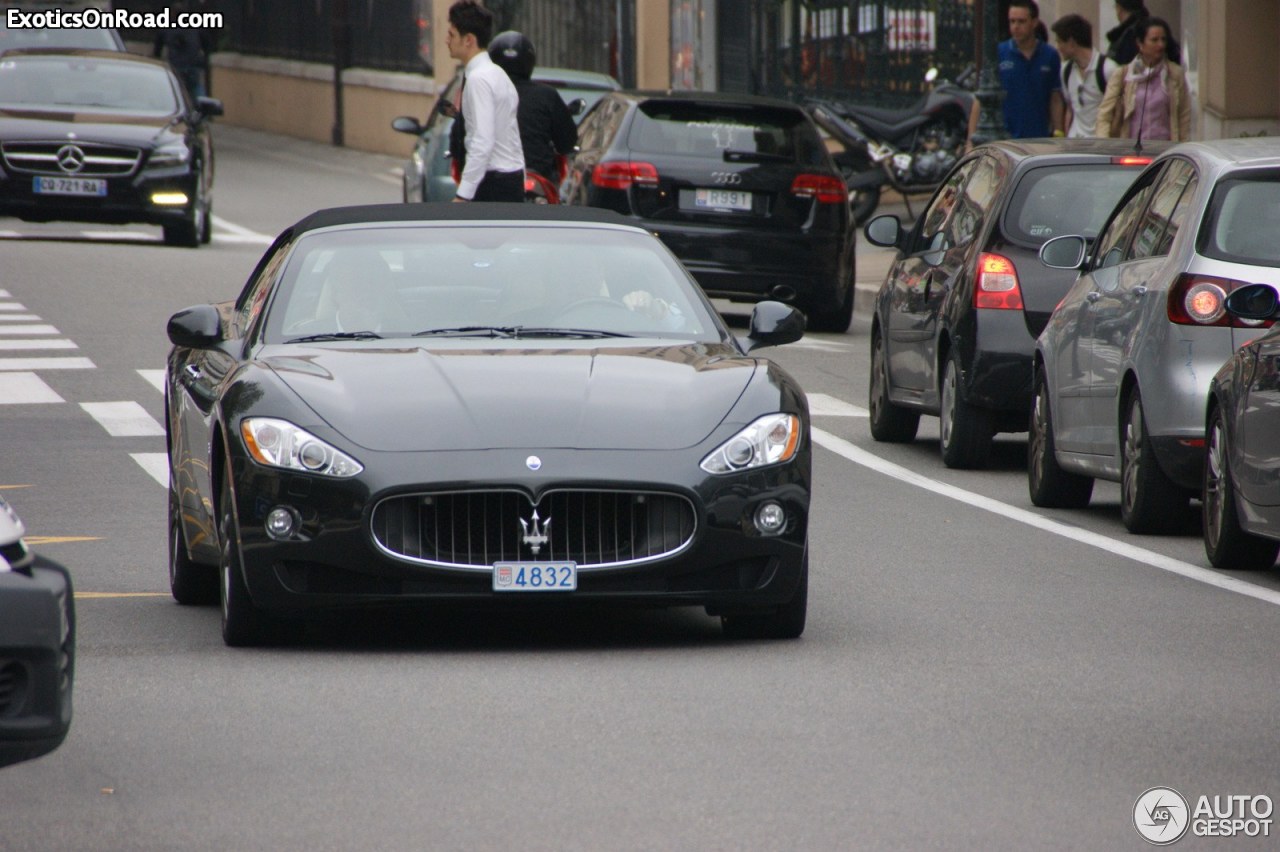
371, 489, 697, 569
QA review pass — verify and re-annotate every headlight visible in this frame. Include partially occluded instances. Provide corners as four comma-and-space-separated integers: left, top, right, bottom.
146, 141, 191, 170
240, 418, 363, 478
700, 413, 801, 474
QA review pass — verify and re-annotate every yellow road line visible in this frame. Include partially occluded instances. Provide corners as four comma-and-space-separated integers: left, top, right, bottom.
75, 592, 170, 599
26, 536, 102, 545
0, 484, 33, 490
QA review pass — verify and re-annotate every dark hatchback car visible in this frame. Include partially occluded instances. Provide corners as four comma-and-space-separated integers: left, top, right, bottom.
1202, 283, 1280, 571
391, 67, 620, 204
165, 203, 811, 646
864, 138, 1165, 467
0, 49, 221, 247
561, 91, 856, 333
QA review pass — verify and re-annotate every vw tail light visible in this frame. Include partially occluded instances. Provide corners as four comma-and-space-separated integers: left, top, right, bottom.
1167, 273, 1276, 328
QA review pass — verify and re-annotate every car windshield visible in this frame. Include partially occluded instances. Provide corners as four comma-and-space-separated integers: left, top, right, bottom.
1199, 176, 1280, 268
1005, 163, 1149, 243
0, 21, 121, 53
628, 101, 825, 166
0, 55, 178, 114
265, 225, 725, 344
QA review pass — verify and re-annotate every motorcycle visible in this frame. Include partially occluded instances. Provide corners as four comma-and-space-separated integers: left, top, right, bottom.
523, 154, 569, 204
808, 66, 975, 225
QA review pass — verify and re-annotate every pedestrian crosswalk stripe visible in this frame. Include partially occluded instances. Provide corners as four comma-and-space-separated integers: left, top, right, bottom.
137, 369, 165, 393
81, 401, 165, 436
0, 324, 59, 335
0, 339, 76, 350
130, 453, 169, 487
806, 392, 869, 417
0, 303, 27, 311
0, 315, 41, 321
0, 372, 64, 403
0, 356, 94, 370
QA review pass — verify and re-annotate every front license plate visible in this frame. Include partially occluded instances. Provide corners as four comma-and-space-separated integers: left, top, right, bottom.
33, 176, 107, 197
695, 187, 752, 211
493, 561, 577, 592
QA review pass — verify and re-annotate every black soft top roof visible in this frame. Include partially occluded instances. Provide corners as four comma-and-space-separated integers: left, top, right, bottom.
290, 202, 636, 237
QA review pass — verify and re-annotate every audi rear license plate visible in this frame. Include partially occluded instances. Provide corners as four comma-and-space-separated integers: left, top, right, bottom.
493, 561, 577, 592
695, 187, 752, 211
33, 176, 106, 197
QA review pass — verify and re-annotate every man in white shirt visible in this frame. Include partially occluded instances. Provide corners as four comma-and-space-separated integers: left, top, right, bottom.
446, 1, 525, 202
1051, 13, 1120, 138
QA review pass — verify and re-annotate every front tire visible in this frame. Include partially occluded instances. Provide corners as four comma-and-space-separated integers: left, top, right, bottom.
1120, 389, 1189, 533
868, 329, 919, 442
219, 461, 275, 646
940, 349, 992, 469
1028, 366, 1094, 508
169, 488, 218, 605
1203, 407, 1279, 570
721, 552, 808, 640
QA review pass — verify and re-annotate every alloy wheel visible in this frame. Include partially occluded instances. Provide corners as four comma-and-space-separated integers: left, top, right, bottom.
1205, 420, 1227, 551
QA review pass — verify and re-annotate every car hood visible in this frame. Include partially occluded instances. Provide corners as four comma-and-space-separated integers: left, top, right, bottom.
262, 343, 756, 452
0, 111, 181, 146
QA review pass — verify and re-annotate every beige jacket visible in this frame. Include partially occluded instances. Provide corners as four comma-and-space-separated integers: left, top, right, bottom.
1097, 58, 1192, 141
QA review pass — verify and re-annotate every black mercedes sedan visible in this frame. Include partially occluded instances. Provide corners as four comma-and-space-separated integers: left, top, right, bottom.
0, 49, 221, 247
561, 91, 856, 333
1203, 283, 1280, 571
166, 204, 811, 646
863, 138, 1165, 468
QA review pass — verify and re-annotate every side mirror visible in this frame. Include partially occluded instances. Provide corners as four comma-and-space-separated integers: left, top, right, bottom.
742, 300, 806, 352
0, 496, 74, 770
392, 115, 424, 136
194, 96, 223, 118
864, 214, 902, 249
1224, 284, 1280, 321
167, 304, 221, 348
1039, 235, 1088, 270
567, 97, 587, 117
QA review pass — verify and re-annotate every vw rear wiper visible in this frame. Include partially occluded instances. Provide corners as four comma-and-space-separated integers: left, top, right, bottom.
285, 331, 384, 343
412, 325, 520, 338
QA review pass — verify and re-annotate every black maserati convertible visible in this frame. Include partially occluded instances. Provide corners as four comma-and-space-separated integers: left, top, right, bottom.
165, 204, 812, 645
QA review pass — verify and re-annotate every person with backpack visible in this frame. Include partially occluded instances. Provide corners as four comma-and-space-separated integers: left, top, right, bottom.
1051, 14, 1119, 138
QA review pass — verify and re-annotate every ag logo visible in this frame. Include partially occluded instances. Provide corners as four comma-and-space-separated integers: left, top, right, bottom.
1134, 787, 1190, 845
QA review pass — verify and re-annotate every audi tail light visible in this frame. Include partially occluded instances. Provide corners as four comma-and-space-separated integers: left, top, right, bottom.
974, 253, 1024, 310
1167, 273, 1276, 328
592, 161, 659, 190
790, 173, 847, 204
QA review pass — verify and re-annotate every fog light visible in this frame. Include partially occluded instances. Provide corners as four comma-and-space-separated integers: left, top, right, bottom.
151, 191, 189, 206
265, 506, 299, 540
754, 501, 786, 535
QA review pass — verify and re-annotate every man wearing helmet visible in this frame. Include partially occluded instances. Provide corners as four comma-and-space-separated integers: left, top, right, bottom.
488, 31, 578, 188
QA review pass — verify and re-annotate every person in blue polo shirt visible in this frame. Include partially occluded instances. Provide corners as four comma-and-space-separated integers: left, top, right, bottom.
997, 0, 1065, 138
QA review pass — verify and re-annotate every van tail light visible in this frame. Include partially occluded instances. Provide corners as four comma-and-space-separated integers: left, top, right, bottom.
791, 173, 847, 204
592, 161, 659, 190
1166, 273, 1276, 328
974, 253, 1024, 310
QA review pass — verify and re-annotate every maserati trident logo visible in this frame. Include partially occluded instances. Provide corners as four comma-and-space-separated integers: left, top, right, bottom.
519, 509, 550, 555
56, 145, 86, 174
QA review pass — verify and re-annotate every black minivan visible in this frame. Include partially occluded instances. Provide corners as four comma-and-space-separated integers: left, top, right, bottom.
562, 91, 856, 332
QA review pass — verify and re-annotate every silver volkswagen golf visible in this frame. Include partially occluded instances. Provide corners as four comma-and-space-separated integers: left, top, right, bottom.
1029, 138, 1280, 533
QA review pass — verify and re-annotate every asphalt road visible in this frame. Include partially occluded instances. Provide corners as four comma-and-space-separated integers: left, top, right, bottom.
0, 126, 1277, 851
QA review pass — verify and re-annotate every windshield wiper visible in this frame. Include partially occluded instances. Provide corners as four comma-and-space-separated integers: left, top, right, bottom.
285, 331, 384, 343
412, 325, 520, 338
515, 327, 635, 339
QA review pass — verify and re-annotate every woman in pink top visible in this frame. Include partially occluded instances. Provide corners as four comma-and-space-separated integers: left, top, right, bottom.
1097, 17, 1191, 142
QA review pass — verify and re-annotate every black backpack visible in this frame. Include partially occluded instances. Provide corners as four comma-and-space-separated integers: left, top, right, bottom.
1063, 59, 1109, 96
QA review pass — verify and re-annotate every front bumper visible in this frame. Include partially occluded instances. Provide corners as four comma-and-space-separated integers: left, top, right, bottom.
0, 167, 198, 228
226, 447, 810, 616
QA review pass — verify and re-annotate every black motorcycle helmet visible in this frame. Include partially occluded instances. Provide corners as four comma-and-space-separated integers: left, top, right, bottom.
488, 31, 535, 82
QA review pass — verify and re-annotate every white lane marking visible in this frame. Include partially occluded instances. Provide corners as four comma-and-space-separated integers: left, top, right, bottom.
130, 452, 169, 488
0, 324, 59, 336
213, 233, 274, 245
80, 231, 154, 241
211, 215, 273, 244
807, 392, 868, 417
80, 401, 165, 437
0, 303, 27, 311
0, 356, 94, 370
0, 339, 77, 350
0, 290, 9, 297
811, 426, 1280, 608
137, 369, 165, 393
0, 372, 64, 403
788, 337, 853, 352
0, 315, 43, 322
372, 173, 401, 187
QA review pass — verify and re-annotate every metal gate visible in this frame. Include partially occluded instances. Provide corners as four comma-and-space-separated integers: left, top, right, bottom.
490, 0, 636, 86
